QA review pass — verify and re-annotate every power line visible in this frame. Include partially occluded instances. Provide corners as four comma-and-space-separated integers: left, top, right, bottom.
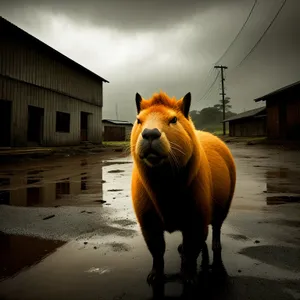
198, 70, 220, 102
236, 0, 287, 68
199, 0, 258, 102
198, 67, 215, 89
215, 0, 258, 65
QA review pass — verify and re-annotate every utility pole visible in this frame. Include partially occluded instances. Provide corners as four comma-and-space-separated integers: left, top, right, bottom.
214, 65, 228, 135
115, 103, 119, 120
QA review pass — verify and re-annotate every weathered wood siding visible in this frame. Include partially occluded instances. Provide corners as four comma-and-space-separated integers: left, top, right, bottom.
266, 99, 280, 139
229, 118, 266, 137
266, 96, 300, 140
285, 98, 300, 140
0, 76, 102, 146
0, 17, 106, 146
103, 126, 126, 141
0, 19, 103, 106
102, 123, 133, 141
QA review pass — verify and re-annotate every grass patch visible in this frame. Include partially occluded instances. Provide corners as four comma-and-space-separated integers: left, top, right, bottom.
212, 129, 224, 136
102, 141, 131, 153
103, 141, 130, 147
223, 136, 267, 144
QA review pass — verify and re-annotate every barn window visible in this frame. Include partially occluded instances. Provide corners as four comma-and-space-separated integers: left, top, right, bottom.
56, 111, 70, 133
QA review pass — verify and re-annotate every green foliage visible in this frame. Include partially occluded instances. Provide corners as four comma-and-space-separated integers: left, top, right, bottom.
214, 97, 232, 113
190, 105, 236, 132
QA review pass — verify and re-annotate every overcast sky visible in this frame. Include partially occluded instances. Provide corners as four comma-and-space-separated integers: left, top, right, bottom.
1, 0, 300, 122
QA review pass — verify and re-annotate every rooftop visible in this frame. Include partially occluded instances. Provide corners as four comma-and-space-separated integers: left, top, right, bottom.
102, 119, 133, 126
1, 16, 109, 83
254, 80, 300, 102
223, 107, 266, 123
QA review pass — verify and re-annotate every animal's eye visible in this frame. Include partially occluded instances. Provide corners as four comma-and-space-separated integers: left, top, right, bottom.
137, 118, 141, 124
169, 116, 177, 124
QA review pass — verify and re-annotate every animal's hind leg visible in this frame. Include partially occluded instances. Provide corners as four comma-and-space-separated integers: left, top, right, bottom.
178, 234, 209, 273
140, 211, 166, 285
200, 241, 209, 273
212, 224, 227, 275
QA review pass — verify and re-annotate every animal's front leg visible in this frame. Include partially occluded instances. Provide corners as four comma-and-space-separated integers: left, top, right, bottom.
180, 225, 208, 285
140, 211, 165, 285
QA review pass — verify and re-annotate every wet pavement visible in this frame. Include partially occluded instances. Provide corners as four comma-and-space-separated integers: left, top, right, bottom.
0, 144, 300, 300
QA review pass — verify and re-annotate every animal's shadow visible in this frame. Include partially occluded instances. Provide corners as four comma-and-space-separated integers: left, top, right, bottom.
147, 241, 300, 300
148, 267, 300, 300
150, 267, 228, 300
152, 243, 228, 300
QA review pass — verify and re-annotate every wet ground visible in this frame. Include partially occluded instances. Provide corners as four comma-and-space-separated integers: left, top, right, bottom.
0, 144, 300, 300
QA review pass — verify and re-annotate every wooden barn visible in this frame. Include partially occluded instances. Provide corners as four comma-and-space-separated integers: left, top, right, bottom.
223, 107, 266, 137
102, 119, 133, 141
0, 17, 109, 147
254, 81, 300, 140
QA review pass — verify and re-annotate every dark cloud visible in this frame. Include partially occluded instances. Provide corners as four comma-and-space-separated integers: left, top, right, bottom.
1, 0, 248, 31
1, 0, 300, 122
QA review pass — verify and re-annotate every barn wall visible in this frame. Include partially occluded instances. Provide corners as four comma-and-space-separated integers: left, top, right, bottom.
0, 76, 103, 146
0, 20, 103, 106
264, 86, 300, 140
229, 118, 266, 137
285, 98, 300, 140
102, 123, 132, 141
266, 99, 280, 139
125, 126, 132, 140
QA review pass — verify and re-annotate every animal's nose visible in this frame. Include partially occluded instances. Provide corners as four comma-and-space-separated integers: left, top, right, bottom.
142, 128, 161, 141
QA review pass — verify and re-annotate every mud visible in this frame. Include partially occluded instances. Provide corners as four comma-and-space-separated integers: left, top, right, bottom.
0, 144, 299, 300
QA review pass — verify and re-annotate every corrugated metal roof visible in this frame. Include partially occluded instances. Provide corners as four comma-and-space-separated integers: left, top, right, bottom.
223, 107, 266, 123
254, 80, 300, 102
1, 16, 109, 83
102, 119, 133, 126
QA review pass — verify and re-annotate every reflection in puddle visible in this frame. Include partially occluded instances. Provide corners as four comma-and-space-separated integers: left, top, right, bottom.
0, 160, 105, 207
0, 232, 65, 281
266, 196, 300, 205
56, 178, 71, 197
81, 173, 88, 191
265, 167, 300, 205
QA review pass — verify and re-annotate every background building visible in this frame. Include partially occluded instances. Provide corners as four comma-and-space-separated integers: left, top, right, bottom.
223, 107, 266, 137
102, 119, 133, 141
255, 81, 300, 140
0, 17, 109, 147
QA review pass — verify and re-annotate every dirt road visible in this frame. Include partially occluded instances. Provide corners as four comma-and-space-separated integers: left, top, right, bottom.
0, 144, 299, 299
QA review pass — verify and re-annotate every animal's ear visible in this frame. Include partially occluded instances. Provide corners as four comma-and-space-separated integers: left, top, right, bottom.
135, 93, 142, 114
180, 92, 191, 118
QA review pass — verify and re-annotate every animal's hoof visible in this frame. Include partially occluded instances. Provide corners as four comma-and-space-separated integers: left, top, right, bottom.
147, 270, 165, 286
177, 244, 183, 255
200, 264, 210, 274
181, 271, 198, 286
211, 262, 228, 278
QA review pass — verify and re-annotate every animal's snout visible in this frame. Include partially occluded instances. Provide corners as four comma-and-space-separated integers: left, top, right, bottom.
142, 128, 161, 141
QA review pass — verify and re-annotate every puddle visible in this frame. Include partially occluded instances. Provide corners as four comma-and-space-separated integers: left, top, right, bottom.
0, 232, 65, 281
239, 245, 300, 272
0, 155, 130, 207
266, 196, 300, 205
107, 169, 125, 174
227, 234, 250, 241
263, 167, 300, 205
84, 267, 113, 275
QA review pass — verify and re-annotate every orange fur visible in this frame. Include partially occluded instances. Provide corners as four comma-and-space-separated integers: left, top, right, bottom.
130, 91, 236, 282
131, 91, 236, 231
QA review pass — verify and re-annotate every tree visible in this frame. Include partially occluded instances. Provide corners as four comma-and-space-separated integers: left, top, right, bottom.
214, 97, 232, 113
189, 104, 237, 132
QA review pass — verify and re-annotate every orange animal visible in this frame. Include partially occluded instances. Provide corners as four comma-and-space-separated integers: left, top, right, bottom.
130, 91, 236, 285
